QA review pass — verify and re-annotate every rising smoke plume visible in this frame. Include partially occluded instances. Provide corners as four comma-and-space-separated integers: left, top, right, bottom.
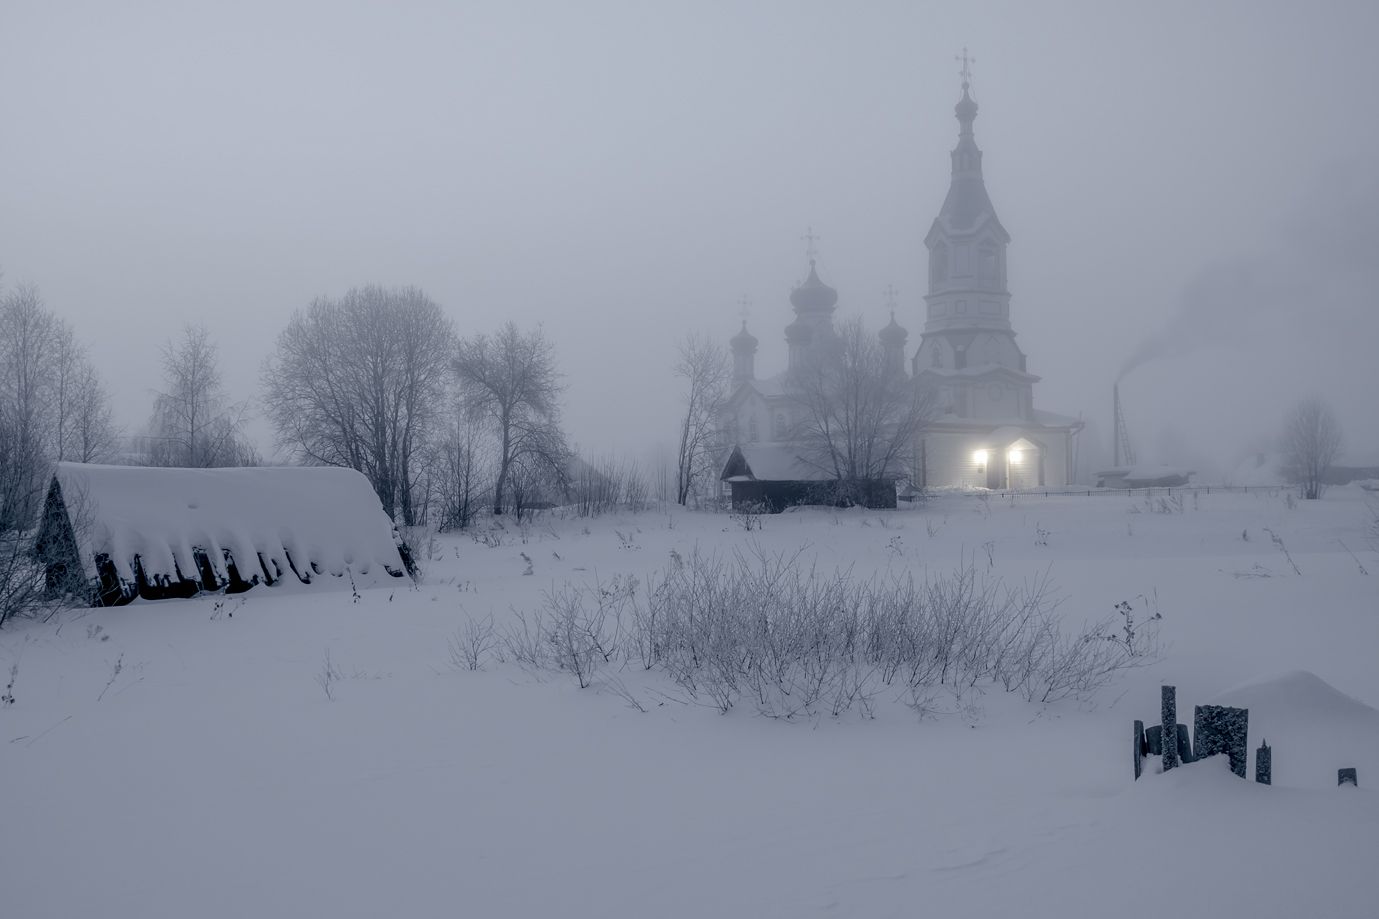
1118, 166, 1379, 384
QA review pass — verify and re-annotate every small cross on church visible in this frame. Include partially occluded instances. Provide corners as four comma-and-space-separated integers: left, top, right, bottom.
801, 226, 820, 263
956, 47, 975, 89
883, 284, 899, 311
737, 295, 752, 321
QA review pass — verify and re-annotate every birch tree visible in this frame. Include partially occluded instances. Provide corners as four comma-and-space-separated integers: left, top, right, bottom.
146, 324, 256, 467
673, 332, 729, 505
453, 322, 569, 516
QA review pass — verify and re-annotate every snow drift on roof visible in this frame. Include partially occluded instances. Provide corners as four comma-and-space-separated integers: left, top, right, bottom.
52, 463, 406, 587
722, 444, 839, 482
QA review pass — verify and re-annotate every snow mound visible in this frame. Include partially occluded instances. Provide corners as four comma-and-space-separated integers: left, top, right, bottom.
1211, 670, 1379, 787
1213, 669, 1379, 725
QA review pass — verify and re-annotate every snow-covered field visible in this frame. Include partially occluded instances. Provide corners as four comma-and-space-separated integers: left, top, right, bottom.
3, 487, 1378, 918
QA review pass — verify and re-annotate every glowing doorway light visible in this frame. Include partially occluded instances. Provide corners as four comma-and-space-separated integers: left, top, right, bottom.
973, 449, 989, 466
1008, 449, 1023, 464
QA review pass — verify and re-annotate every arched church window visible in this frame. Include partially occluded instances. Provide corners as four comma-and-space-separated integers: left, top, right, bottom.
932, 345, 944, 368
748, 417, 759, 442
773, 413, 786, 439
930, 244, 948, 284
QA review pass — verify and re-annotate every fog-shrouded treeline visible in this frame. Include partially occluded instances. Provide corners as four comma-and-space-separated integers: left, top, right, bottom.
0, 275, 682, 544
0, 281, 119, 533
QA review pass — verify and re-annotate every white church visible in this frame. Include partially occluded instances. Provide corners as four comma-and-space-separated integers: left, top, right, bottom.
722, 68, 1082, 493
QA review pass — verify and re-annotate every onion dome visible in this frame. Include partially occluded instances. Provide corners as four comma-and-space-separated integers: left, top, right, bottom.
955, 83, 978, 126
789, 261, 838, 313
879, 311, 908, 345
784, 316, 815, 344
730, 320, 758, 352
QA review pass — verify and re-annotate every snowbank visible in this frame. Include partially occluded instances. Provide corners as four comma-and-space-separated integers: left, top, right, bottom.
1212, 670, 1379, 788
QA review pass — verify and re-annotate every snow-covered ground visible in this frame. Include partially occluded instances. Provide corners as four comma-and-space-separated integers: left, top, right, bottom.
3, 487, 1378, 918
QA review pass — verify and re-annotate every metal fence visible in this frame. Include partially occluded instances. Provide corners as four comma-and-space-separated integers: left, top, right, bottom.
945, 484, 1291, 500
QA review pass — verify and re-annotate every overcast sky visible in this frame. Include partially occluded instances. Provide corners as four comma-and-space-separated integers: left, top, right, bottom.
3, 0, 1377, 475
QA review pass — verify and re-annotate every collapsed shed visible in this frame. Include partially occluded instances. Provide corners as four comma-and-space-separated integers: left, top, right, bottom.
35, 463, 411, 606
719, 443, 898, 513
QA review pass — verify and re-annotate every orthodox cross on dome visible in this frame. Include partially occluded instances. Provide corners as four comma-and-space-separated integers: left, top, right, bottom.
883, 284, 899, 311
801, 226, 820, 263
737, 295, 752, 321
956, 46, 975, 89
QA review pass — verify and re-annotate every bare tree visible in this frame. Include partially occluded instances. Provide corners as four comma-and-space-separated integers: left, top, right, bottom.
789, 317, 932, 502
69, 364, 120, 463
0, 284, 58, 528
0, 280, 111, 625
673, 332, 729, 506
52, 323, 119, 463
453, 322, 569, 516
1281, 396, 1343, 500
429, 407, 494, 530
262, 285, 455, 525
145, 324, 256, 467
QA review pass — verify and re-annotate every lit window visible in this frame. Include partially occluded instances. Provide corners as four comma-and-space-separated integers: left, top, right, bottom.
1008, 449, 1022, 464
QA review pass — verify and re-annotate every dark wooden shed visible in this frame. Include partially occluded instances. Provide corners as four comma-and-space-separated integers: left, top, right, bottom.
34, 463, 411, 606
719, 444, 898, 513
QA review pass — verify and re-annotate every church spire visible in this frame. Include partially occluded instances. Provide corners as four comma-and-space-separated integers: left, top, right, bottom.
951, 47, 982, 176
932, 48, 1001, 235
923, 51, 1013, 336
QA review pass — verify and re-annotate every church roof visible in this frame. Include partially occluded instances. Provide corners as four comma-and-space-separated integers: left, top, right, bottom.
730, 320, 758, 352
880, 311, 908, 344
726, 373, 793, 405
1031, 408, 1082, 428
916, 364, 1040, 383
790, 261, 838, 313
784, 316, 815, 343
931, 79, 1010, 241
937, 176, 1002, 235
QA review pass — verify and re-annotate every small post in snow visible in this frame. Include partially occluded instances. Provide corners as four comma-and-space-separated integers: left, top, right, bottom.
1134, 719, 1146, 780
1255, 741, 1271, 785
1161, 685, 1179, 771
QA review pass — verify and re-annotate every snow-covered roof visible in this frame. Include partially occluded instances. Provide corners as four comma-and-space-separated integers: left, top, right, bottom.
49, 463, 406, 588
981, 426, 1031, 448
720, 443, 836, 482
1031, 409, 1083, 429
748, 373, 792, 398
1095, 465, 1196, 487
926, 412, 1083, 435
916, 364, 1040, 382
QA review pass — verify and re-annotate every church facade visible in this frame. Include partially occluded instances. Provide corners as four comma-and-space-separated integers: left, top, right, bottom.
722, 74, 1082, 494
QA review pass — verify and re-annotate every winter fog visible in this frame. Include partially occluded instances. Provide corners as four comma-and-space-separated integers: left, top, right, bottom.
9, 6, 1379, 917
3, 0, 1378, 472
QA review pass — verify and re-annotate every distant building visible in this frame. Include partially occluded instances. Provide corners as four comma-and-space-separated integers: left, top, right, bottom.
721, 68, 1082, 494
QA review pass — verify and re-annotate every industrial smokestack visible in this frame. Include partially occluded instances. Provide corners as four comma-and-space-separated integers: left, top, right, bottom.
1113, 383, 1121, 468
